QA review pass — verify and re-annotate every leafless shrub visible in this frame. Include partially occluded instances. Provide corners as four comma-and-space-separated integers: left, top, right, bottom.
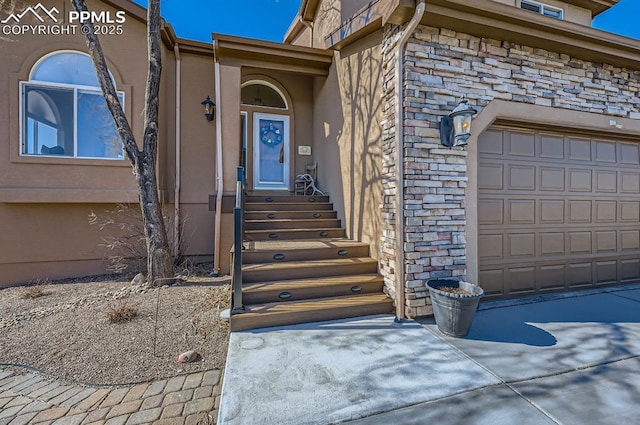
107, 300, 138, 324
89, 204, 191, 276
20, 278, 50, 299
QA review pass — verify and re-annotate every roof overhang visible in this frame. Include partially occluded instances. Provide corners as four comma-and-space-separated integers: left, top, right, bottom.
284, 0, 322, 44
563, 0, 618, 17
422, 0, 640, 70
213, 34, 333, 76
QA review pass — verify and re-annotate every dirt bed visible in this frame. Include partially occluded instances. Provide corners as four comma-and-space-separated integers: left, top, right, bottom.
0, 275, 230, 385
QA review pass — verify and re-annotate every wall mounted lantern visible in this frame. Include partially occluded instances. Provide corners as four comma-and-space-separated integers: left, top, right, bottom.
440, 98, 477, 148
201, 96, 215, 121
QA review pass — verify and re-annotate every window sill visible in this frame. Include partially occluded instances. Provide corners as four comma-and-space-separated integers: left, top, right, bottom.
12, 155, 131, 167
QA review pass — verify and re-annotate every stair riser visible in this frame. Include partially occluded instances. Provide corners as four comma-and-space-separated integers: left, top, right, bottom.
230, 301, 393, 331
245, 195, 330, 203
243, 281, 384, 304
244, 211, 338, 220
243, 246, 370, 264
245, 203, 333, 212
245, 229, 346, 241
243, 262, 378, 283
245, 219, 341, 230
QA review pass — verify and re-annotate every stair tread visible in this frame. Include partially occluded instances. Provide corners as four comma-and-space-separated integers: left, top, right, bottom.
239, 293, 392, 315
245, 227, 343, 232
243, 273, 383, 291
246, 218, 339, 223
243, 257, 377, 272
244, 239, 367, 251
245, 210, 336, 213
245, 202, 332, 206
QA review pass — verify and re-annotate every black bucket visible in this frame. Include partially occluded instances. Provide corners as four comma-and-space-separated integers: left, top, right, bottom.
427, 279, 484, 338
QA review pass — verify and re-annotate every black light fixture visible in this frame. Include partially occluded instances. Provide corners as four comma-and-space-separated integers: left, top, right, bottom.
440, 97, 478, 148
201, 96, 215, 121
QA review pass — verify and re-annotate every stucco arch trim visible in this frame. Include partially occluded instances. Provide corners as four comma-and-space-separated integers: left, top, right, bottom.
465, 100, 640, 284
17, 44, 126, 87
240, 75, 294, 113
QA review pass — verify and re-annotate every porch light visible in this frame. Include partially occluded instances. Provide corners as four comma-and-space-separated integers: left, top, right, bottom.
201, 96, 215, 121
440, 98, 477, 148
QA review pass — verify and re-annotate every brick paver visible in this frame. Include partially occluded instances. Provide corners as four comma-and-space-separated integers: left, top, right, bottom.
0, 367, 223, 425
160, 404, 184, 419
99, 389, 128, 409
121, 384, 148, 404
181, 374, 203, 391
8, 411, 39, 425
105, 400, 142, 419
125, 407, 162, 425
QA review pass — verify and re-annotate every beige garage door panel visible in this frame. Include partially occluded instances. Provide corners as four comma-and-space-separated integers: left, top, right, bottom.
478, 127, 640, 298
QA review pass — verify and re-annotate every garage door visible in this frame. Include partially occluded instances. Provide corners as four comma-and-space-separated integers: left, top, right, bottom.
478, 125, 640, 298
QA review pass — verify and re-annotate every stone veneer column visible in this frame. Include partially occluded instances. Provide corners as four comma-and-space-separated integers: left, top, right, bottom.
379, 24, 402, 308
382, 23, 640, 318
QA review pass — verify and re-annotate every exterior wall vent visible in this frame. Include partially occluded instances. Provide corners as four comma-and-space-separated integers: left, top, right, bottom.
520, 0, 564, 19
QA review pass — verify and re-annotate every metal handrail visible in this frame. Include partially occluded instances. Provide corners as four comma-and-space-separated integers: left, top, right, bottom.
231, 166, 245, 314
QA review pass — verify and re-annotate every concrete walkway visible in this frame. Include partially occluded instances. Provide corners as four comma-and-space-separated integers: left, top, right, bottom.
0, 368, 221, 425
218, 285, 640, 424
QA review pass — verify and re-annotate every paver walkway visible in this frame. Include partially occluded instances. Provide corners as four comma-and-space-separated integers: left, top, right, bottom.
0, 367, 221, 425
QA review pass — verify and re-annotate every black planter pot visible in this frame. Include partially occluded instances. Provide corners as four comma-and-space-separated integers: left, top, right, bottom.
427, 279, 484, 338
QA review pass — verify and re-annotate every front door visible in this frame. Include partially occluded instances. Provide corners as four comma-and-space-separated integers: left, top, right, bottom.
253, 113, 290, 190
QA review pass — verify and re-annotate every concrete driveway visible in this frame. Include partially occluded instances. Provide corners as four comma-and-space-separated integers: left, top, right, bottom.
218, 285, 640, 424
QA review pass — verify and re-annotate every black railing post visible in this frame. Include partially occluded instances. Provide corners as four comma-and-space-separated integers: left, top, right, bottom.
232, 166, 245, 314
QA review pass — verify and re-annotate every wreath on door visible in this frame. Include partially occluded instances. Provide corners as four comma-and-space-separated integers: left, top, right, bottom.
261, 122, 283, 147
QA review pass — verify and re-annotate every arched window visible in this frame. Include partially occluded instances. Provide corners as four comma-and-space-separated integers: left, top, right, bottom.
22, 51, 125, 159
241, 82, 287, 109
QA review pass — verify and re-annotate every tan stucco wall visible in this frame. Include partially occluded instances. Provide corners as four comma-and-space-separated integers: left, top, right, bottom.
286, 0, 384, 259
312, 29, 384, 260
172, 52, 216, 259
341, 0, 374, 21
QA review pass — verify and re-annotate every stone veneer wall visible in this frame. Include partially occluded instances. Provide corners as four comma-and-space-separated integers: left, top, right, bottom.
381, 24, 640, 318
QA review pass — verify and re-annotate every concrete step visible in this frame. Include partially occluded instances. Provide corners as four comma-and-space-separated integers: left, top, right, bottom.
245, 218, 341, 231
244, 210, 338, 220
242, 274, 384, 304
242, 257, 378, 283
244, 227, 346, 241
230, 293, 394, 331
242, 239, 370, 264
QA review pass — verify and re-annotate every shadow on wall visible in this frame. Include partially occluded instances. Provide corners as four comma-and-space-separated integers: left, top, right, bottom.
334, 34, 384, 252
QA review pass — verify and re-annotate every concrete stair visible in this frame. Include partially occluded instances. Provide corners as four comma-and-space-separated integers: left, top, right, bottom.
231, 193, 393, 331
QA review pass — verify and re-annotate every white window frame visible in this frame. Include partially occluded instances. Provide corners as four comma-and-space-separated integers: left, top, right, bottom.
520, 0, 564, 19
20, 51, 126, 160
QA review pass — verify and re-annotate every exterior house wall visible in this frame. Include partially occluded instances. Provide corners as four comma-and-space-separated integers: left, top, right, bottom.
382, 23, 640, 317
0, 0, 208, 286
172, 52, 216, 259
302, 0, 384, 261
341, 0, 374, 21
313, 32, 384, 259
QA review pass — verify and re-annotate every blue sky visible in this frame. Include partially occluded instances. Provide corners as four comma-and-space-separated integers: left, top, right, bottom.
130, 0, 640, 43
